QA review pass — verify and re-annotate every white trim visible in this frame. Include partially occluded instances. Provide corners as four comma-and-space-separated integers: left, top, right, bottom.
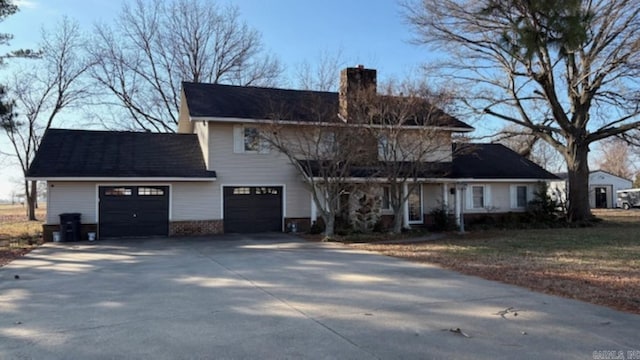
190, 115, 474, 133
468, 184, 489, 210
220, 184, 287, 231
28, 177, 215, 182
510, 184, 530, 209
310, 192, 317, 223
233, 124, 270, 154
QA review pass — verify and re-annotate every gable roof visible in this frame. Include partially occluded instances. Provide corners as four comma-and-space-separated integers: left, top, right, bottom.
181, 82, 474, 130
452, 143, 558, 180
27, 129, 216, 179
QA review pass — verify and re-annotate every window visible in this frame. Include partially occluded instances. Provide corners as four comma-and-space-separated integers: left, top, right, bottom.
244, 127, 260, 152
378, 135, 389, 159
233, 187, 251, 195
104, 187, 132, 196
256, 187, 279, 195
318, 131, 337, 155
138, 187, 165, 196
381, 186, 391, 210
510, 185, 529, 209
408, 185, 422, 223
234, 125, 269, 154
516, 186, 527, 208
471, 186, 484, 208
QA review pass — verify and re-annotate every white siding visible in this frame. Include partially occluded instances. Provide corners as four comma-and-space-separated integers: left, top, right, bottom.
46, 182, 97, 224
194, 120, 209, 168
589, 171, 633, 208
209, 123, 310, 218
462, 182, 540, 213
422, 184, 443, 211
172, 182, 219, 220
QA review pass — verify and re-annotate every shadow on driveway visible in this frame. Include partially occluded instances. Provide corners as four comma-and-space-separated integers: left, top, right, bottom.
1, 234, 638, 359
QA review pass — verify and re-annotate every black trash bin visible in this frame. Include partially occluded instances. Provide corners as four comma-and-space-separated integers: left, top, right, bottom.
59, 213, 81, 242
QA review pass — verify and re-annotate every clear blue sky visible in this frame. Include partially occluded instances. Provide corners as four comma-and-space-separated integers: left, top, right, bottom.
0, 0, 437, 200
4, 0, 430, 81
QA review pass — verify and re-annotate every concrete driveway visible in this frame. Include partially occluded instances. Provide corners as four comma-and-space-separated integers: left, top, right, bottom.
1, 235, 638, 359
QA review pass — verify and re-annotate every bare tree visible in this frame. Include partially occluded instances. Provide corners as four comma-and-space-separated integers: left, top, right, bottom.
295, 50, 347, 92
1, 17, 91, 220
89, 0, 282, 132
404, 0, 640, 222
352, 82, 458, 233
260, 95, 369, 236
496, 124, 564, 173
595, 138, 634, 179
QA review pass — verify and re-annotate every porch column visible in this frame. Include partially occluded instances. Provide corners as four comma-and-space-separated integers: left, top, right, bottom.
454, 185, 462, 226
442, 183, 448, 209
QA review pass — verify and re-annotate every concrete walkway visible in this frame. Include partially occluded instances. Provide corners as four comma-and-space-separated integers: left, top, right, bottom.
1, 234, 638, 359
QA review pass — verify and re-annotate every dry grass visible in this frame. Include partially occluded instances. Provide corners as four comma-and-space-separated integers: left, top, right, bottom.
0, 204, 46, 266
355, 209, 640, 314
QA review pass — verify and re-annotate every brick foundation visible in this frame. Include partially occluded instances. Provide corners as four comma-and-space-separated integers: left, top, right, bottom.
169, 220, 224, 236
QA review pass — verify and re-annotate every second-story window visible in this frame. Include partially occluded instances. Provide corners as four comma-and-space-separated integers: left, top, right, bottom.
244, 127, 260, 152
234, 125, 269, 154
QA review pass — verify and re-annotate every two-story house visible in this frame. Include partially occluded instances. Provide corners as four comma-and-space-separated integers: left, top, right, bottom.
28, 67, 558, 240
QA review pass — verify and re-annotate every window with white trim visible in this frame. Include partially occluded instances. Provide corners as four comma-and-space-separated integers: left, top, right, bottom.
408, 185, 423, 223
381, 186, 391, 210
471, 185, 485, 209
510, 185, 529, 209
244, 127, 260, 152
516, 186, 527, 208
233, 125, 269, 154
318, 130, 337, 156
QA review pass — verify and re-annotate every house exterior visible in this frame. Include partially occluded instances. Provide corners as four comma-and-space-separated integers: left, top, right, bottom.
28, 67, 558, 240
550, 170, 633, 209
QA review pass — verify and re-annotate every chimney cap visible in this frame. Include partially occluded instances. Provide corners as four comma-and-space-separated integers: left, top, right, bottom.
357, 64, 364, 69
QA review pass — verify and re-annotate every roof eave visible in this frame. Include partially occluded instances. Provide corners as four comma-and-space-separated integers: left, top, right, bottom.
26, 176, 217, 182
190, 115, 475, 132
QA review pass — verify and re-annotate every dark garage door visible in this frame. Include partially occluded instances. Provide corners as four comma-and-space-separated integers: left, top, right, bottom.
224, 186, 283, 233
99, 186, 169, 238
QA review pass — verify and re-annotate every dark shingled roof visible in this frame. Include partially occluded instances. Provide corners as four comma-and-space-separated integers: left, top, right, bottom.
183, 82, 340, 123
298, 144, 558, 180
297, 160, 452, 178
27, 129, 216, 179
182, 82, 474, 130
452, 143, 559, 179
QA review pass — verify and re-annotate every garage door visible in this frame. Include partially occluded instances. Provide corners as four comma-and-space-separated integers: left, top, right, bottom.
223, 186, 283, 233
99, 186, 169, 238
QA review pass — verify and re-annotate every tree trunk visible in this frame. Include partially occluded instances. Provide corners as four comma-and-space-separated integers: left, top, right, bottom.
24, 180, 37, 220
392, 206, 404, 234
323, 213, 335, 237
566, 142, 593, 222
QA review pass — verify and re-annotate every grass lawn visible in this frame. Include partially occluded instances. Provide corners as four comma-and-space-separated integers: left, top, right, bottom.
0, 204, 46, 266
355, 209, 640, 314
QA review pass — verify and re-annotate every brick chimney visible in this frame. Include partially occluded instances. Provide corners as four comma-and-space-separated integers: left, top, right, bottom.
338, 65, 377, 122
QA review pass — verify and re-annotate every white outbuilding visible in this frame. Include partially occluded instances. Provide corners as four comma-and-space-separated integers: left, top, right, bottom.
549, 170, 633, 209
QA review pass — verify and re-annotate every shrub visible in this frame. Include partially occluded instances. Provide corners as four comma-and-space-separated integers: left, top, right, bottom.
527, 181, 563, 224
429, 205, 456, 232
309, 221, 325, 235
